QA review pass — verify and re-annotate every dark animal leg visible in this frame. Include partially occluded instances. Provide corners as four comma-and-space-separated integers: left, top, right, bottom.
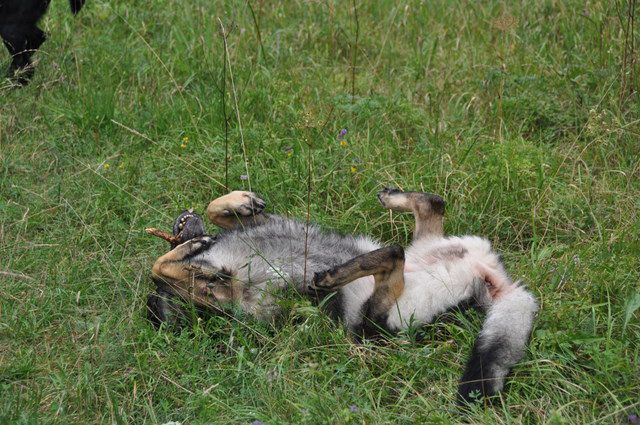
1, 24, 46, 85
311, 245, 405, 337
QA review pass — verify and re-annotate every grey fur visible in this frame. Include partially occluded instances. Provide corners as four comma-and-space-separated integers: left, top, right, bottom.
148, 191, 537, 403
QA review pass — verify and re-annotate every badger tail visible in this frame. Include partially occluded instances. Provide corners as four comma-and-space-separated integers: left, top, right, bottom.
457, 283, 538, 404
69, 0, 86, 15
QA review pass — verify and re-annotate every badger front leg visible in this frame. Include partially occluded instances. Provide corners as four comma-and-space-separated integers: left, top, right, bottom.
206, 191, 268, 230
310, 245, 405, 338
377, 188, 445, 241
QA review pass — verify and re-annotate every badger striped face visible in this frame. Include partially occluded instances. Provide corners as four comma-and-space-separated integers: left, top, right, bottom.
151, 236, 236, 310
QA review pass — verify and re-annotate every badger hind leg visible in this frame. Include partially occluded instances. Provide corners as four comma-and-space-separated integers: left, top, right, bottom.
310, 245, 405, 339
206, 191, 268, 230
377, 188, 445, 241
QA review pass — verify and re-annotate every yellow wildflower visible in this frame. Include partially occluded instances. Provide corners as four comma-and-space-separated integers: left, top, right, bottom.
350, 165, 357, 174
104, 163, 110, 170
340, 140, 348, 147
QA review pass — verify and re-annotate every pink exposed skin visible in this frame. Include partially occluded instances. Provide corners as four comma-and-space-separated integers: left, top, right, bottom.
473, 262, 515, 300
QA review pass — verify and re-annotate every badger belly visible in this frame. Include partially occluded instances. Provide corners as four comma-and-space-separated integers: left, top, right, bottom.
385, 264, 478, 331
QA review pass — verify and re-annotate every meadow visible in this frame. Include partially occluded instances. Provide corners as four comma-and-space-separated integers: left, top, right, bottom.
1, 0, 639, 423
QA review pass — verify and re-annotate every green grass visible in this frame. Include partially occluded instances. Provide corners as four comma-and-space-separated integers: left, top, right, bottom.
1, 0, 639, 423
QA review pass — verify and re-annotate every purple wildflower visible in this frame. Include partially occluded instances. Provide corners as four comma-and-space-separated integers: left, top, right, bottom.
251, 421, 264, 425
348, 405, 359, 413
629, 414, 639, 424
338, 128, 348, 140
240, 174, 249, 181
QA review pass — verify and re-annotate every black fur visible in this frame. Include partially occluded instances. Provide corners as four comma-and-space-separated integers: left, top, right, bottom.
147, 288, 224, 332
146, 288, 187, 330
437, 297, 480, 323
310, 288, 344, 321
428, 194, 446, 216
353, 298, 392, 341
457, 337, 507, 404
179, 237, 215, 262
0, 0, 85, 85
69, 0, 84, 14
